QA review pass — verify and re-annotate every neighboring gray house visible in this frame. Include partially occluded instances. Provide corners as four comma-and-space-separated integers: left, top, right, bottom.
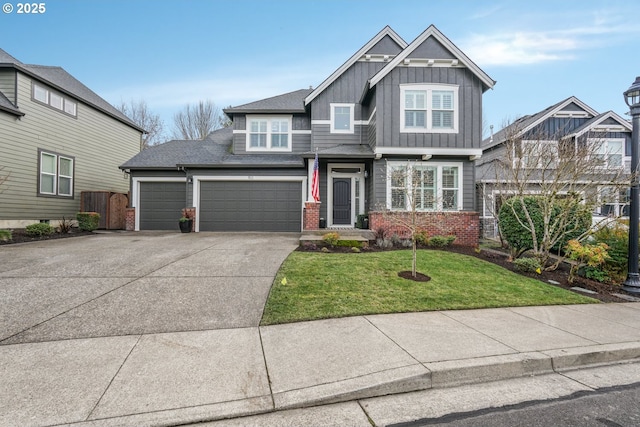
0, 48, 144, 228
476, 96, 632, 238
121, 25, 495, 246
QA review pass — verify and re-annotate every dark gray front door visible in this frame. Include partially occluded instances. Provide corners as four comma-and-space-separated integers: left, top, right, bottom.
333, 178, 351, 225
139, 182, 186, 230
199, 181, 301, 232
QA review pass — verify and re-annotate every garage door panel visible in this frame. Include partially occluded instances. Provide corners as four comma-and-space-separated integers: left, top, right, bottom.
200, 181, 301, 232
139, 182, 186, 230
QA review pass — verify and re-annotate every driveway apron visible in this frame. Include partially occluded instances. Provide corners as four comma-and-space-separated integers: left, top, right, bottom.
0, 232, 299, 344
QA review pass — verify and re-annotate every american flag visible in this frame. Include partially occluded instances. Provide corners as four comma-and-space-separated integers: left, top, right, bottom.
311, 152, 320, 202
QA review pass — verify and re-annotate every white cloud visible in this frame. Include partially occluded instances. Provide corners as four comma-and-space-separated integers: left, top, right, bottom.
462, 9, 639, 67
463, 31, 577, 66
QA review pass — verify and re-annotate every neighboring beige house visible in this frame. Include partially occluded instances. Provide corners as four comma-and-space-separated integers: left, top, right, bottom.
0, 48, 144, 228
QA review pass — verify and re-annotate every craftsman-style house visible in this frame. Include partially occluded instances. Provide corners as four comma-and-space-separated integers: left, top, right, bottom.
121, 25, 495, 246
476, 96, 632, 238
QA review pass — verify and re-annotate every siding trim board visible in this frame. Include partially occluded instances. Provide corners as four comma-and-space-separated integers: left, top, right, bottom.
374, 147, 482, 158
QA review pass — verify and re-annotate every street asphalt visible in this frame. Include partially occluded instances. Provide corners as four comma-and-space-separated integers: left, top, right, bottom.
1, 231, 640, 427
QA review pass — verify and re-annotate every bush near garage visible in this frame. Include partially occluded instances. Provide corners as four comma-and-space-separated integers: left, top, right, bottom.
77, 212, 100, 231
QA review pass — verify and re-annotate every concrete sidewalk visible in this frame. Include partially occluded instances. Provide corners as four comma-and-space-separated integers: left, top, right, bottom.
2, 303, 640, 427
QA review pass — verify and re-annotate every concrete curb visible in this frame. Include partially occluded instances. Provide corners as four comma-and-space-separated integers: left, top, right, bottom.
268, 343, 640, 413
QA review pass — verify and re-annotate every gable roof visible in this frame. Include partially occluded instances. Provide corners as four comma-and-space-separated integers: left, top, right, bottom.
483, 96, 600, 150
224, 88, 312, 116
567, 110, 631, 138
367, 25, 496, 91
304, 26, 408, 106
0, 48, 143, 132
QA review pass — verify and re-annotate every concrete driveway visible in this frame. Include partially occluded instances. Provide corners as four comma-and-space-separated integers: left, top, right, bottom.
0, 231, 299, 345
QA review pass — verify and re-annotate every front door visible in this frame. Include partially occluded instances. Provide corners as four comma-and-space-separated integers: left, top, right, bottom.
332, 178, 351, 225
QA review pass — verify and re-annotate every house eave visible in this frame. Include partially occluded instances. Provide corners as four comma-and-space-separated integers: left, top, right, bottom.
0, 63, 145, 133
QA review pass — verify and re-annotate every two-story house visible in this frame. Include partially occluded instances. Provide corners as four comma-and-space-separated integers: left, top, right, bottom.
0, 48, 144, 228
476, 96, 632, 238
120, 25, 495, 246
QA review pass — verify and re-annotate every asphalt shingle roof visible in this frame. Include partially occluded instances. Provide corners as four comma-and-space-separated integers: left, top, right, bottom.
224, 89, 312, 116
120, 127, 304, 169
0, 90, 22, 116
0, 48, 142, 132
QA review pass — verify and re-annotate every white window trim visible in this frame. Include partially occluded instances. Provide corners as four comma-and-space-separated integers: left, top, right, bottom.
386, 161, 463, 211
595, 185, 629, 217
245, 115, 293, 152
330, 103, 355, 134
32, 82, 77, 117
400, 84, 459, 134
39, 150, 74, 197
327, 163, 365, 227
514, 140, 558, 169
589, 138, 626, 170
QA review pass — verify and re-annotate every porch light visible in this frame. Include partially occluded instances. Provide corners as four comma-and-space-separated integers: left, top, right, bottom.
623, 76, 640, 294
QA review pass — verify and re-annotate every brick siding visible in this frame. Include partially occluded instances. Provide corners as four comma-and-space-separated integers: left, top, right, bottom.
125, 208, 135, 231
368, 210, 480, 247
303, 202, 321, 230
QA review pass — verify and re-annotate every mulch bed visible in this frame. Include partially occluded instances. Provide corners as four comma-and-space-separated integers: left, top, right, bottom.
298, 241, 634, 303
0, 228, 94, 245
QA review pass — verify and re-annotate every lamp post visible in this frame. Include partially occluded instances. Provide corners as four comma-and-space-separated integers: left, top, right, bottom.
623, 76, 640, 294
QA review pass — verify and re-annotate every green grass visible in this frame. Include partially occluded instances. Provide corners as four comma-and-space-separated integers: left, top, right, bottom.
261, 250, 597, 325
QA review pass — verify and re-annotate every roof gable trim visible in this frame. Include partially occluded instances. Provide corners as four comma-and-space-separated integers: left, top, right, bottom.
304, 26, 407, 106
368, 25, 496, 89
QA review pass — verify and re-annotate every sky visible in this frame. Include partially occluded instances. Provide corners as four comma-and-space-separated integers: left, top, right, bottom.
1, 0, 639, 139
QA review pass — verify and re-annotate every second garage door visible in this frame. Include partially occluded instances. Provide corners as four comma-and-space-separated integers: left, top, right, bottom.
199, 181, 301, 232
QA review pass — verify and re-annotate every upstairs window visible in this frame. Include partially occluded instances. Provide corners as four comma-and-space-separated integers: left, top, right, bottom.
39, 150, 74, 197
518, 140, 558, 169
592, 139, 624, 169
400, 84, 458, 133
246, 116, 292, 151
331, 103, 354, 133
32, 83, 77, 117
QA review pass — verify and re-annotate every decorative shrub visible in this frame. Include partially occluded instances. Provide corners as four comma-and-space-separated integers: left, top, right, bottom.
322, 232, 340, 246
351, 247, 361, 253
498, 196, 591, 256
428, 235, 456, 248
414, 230, 429, 246
565, 239, 610, 283
58, 216, 73, 234
0, 229, 11, 241
76, 212, 100, 231
25, 223, 54, 236
591, 222, 629, 283
512, 257, 542, 274
335, 239, 363, 248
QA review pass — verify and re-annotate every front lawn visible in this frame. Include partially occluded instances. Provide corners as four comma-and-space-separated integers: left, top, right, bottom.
261, 249, 596, 325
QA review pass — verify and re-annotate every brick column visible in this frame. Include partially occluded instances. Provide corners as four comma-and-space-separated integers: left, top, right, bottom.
303, 202, 321, 230
181, 207, 196, 232
125, 208, 135, 231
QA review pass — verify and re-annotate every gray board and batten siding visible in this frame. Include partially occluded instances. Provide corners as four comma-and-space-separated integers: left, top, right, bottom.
374, 66, 483, 151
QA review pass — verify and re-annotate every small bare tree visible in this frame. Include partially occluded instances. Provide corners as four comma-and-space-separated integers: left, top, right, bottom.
481, 121, 629, 268
172, 100, 224, 140
116, 99, 165, 149
381, 161, 452, 278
